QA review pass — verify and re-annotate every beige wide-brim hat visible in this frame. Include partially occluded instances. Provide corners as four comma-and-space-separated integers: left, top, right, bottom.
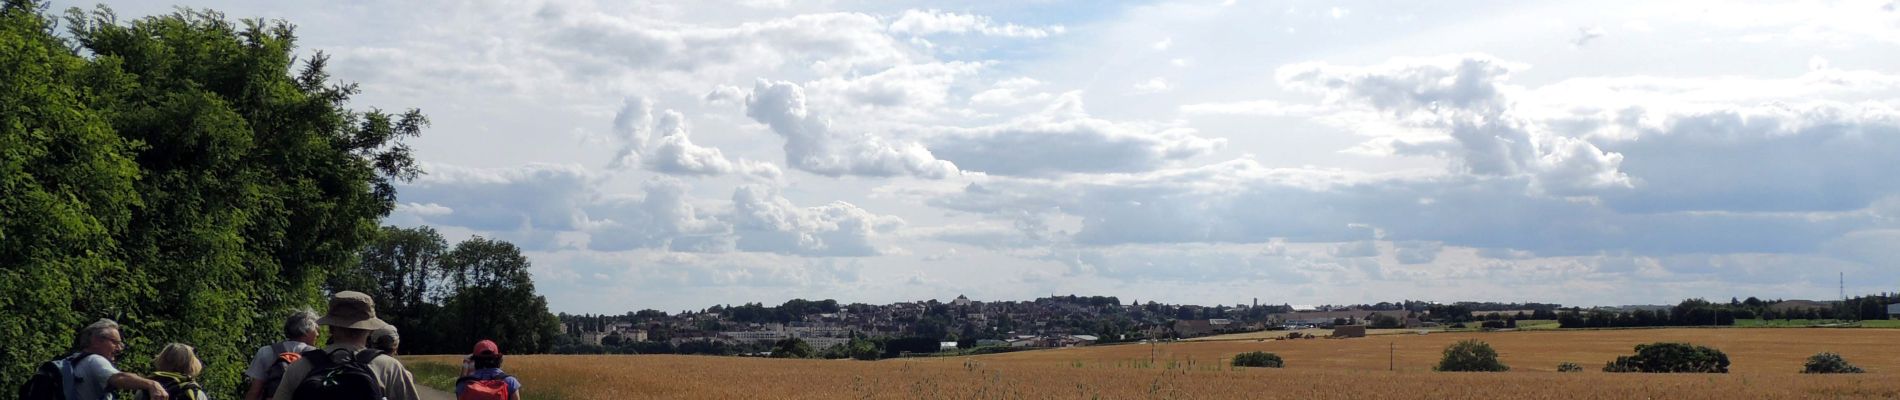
317, 291, 390, 330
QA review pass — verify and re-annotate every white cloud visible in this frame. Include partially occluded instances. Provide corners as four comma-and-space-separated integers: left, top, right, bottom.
888, 9, 1066, 38
1152, 37, 1173, 50
1277, 54, 1632, 195
644, 110, 737, 175
1132, 77, 1172, 94
744, 79, 962, 179
730, 185, 906, 256
927, 93, 1225, 176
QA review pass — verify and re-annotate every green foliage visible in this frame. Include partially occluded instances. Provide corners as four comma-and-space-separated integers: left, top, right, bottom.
1602, 342, 1729, 373
770, 337, 814, 358
1230, 351, 1284, 368
1, 1, 422, 393
427, 237, 563, 355
1801, 352, 1864, 374
1557, 362, 1583, 372
1434, 339, 1509, 372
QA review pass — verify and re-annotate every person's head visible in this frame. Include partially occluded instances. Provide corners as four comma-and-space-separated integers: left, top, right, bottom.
470, 339, 503, 369
153, 343, 203, 378
76, 319, 124, 361
369, 325, 400, 355
316, 291, 389, 347
284, 309, 320, 344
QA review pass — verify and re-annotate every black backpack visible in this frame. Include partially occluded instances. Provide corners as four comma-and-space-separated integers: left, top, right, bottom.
260, 342, 303, 399
17, 352, 87, 400
291, 348, 385, 400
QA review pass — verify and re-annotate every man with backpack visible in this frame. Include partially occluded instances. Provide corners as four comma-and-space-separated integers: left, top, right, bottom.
270, 291, 419, 400
454, 340, 520, 400
16, 318, 170, 400
243, 310, 319, 400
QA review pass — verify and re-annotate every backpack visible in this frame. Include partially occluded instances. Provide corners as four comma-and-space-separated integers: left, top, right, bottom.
143, 372, 208, 400
261, 343, 303, 399
16, 352, 87, 400
454, 373, 512, 400
290, 348, 385, 400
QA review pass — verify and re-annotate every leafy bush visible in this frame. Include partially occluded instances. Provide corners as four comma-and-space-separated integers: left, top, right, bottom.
1602, 342, 1729, 373
1557, 362, 1583, 372
1801, 352, 1864, 374
1435, 340, 1509, 372
1231, 351, 1285, 368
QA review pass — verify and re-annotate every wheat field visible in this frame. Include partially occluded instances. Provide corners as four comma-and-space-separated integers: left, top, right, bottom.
405, 328, 1900, 399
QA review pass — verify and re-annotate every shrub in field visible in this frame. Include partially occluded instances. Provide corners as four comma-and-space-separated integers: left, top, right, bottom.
1557, 362, 1583, 372
1231, 351, 1284, 368
1602, 342, 1729, 373
1801, 352, 1864, 374
1435, 340, 1509, 372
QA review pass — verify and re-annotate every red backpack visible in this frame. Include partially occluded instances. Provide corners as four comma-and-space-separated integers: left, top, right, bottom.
455, 374, 511, 400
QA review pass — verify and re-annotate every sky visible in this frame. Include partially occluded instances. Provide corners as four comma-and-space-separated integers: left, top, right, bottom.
59, 0, 1900, 314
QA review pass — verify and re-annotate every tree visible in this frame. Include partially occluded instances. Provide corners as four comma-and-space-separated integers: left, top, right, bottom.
770, 338, 813, 358
1435, 340, 1509, 372
1231, 351, 1285, 368
1801, 352, 1864, 374
2, 2, 423, 392
0, 1, 140, 391
431, 237, 562, 354
326, 226, 447, 350
1603, 342, 1729, 373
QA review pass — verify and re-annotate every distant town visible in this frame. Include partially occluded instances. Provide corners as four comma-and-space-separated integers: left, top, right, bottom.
552, 293, 1900, 357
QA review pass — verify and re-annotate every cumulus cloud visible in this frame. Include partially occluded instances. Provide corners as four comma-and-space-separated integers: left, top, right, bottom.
926, 93, 1224, 176
888, 9, 1065, 38
608, 97, 655, 170
586, 178, 729, 252
730, 185, 906, 256
1132, 77, 1172, 94
1572, 26, 1605, 46
1277, 54, 1631, 195
644, 110, 736, 175
744, 79, 961, 178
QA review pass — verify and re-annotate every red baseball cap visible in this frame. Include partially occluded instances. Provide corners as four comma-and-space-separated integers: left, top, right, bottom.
473, 340, 501, 356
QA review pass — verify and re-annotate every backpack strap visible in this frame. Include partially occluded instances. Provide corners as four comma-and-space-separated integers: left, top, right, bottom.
352, 349, 384, 365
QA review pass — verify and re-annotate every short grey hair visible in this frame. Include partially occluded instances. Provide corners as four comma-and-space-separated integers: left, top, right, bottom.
284, 309, 319, 339
77, 319, 119, 349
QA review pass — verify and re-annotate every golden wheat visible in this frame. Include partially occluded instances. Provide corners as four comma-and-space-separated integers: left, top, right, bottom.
406, 328, 1900, 399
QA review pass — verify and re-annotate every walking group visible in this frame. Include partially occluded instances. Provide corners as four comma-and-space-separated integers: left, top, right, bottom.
17, 291, 524, 400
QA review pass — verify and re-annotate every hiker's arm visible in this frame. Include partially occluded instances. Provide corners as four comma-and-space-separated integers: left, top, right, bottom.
245, 378, 265, 400
108, 372, 168, 400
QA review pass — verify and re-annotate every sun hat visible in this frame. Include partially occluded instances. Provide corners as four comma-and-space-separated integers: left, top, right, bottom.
316, 291, 390, 330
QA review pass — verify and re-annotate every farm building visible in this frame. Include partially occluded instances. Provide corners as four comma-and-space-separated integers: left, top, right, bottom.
1332, 325, 1367, 338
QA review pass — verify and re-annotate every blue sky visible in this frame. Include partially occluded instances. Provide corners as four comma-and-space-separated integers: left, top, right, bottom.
61, 0, 1900, 313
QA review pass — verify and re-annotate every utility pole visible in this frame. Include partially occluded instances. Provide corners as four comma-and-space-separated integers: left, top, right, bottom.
1389, 342, 1395, 371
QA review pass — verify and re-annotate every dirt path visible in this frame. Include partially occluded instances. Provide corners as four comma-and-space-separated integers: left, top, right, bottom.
416, 384, 455, 400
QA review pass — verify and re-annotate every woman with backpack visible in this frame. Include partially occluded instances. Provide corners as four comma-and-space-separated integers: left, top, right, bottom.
455, 340, 520, 400
138, 343, 210, 400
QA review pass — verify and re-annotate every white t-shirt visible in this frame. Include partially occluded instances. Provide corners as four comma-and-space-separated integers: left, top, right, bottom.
70, 354, 120, 400
245, 340, 318, 380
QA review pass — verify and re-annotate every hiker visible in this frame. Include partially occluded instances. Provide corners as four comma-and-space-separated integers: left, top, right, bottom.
243, 310, 319, 400
369, 325, 400, 356
137, 343, 209, 400
17, 319, 171, 400
454, 340, 520, 400
270, 291, 420, 400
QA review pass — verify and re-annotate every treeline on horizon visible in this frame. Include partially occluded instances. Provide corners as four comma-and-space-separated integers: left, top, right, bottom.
1557, 295, 1900, 328
0, 1, 557, 395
